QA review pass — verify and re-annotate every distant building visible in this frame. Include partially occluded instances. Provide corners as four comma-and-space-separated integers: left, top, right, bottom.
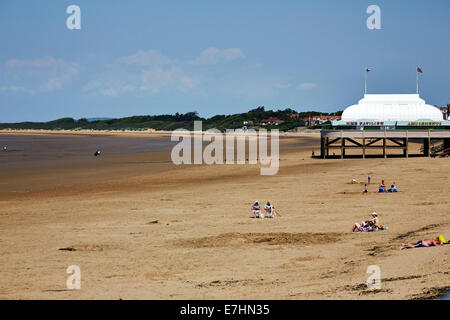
322, 94, 450, 159
260, 117, 284, 126
339, 94, 442, 123
303, 115, 341, 126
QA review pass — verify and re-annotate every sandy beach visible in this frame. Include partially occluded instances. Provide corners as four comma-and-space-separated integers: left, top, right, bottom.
0, 130, 449, 300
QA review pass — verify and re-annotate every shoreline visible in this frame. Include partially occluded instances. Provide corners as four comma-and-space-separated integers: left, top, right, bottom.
0, 128, 321, 138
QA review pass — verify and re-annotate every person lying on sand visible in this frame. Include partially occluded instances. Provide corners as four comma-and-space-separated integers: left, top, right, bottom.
264, 201, 276, 218
400, 237, 447, 250
352, 222, 373, 233
352, 212, 379, 232
252, 201, 261, 218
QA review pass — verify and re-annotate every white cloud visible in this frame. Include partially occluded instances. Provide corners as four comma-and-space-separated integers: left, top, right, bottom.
298, 82, 317, 90
0, 86, 35, 94
140, 67, 196, 93
83, 47, 244, 97
2, 56, 78, 93
6, 56, 74, 68
117, 50, 172, 67
83, 78, 137, 97
189, 47, 245, 65
40, 66, 78, 92
84, 49, 202, 96
83, 65, 196, 96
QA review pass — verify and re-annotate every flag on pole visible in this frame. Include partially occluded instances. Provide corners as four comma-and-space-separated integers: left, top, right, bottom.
416, 67, 422, 94
364, 68, 370, 94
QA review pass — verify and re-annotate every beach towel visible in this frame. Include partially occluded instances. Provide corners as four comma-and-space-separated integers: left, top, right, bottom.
358, 226, 388, 233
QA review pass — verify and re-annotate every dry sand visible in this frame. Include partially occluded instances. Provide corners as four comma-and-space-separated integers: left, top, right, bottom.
0, 130, 449, 300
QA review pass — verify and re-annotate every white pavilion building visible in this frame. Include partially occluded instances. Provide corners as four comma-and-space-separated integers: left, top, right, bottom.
323, 93, 450, 158
340, 94, 443, 122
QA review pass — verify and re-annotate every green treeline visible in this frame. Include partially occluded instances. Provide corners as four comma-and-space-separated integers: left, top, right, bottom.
0, 107, 342, 132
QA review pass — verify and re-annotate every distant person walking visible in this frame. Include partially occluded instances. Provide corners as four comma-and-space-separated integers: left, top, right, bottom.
368, 175, 371, 185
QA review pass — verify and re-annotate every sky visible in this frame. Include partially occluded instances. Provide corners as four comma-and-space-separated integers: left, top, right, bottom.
0, 0, 449, 122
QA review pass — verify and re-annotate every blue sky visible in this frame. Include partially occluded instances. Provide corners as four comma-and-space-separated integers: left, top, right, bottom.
0, 0, 449, 122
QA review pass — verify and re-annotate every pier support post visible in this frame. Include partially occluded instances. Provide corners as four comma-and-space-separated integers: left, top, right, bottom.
320, 138, 325, 159
362, 138, 366, 159
424, 138, 430, 157
383, 138, 387, 158
403, 137, 409, 158
405, 131, 409, 158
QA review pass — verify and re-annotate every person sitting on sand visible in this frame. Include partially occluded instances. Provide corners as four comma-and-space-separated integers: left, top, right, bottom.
368, 212, 379, 226
352, 212, 379, 232
94, 150, 101, 157
378, 182, 386, 193
252, 201, 261, 218
264, 201, 276, 218
388, 184, 399, 192
400, 238, 445, 250
363, 184, 368, 194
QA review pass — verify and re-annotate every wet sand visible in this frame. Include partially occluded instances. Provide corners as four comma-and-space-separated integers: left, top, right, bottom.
0, 130, 449, 299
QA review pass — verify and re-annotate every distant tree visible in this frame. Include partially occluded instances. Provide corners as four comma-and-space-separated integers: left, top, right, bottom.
77, 118, 89, 125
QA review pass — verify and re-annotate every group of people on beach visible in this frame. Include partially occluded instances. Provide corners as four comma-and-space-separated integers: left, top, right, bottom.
251, 201, 276, 219
351, 211, 448, 250
351, 211, 388, 233
363, 175, 399, 194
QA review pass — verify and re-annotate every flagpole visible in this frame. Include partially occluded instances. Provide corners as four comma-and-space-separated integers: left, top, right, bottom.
365, 69, 367, 95
416, 69, 419, 94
